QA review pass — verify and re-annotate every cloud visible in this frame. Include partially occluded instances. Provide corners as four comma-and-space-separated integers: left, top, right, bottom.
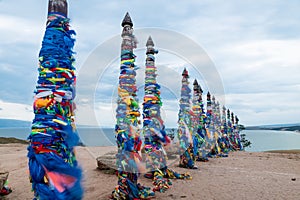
1, 0, 300, 126
0, 99, 33, 121
225, 92, 300, 126
0, 14, 44, 45
215, 39, 300, 95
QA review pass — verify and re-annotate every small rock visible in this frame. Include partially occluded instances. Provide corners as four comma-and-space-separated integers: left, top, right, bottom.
291, 178, 296, 181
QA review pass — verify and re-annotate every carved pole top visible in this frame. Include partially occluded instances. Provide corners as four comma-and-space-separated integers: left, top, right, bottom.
48, 0, 68, 17
121, 12, 133, 27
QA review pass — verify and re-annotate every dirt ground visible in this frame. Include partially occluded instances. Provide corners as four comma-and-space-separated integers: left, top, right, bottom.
1, 144, 299, 200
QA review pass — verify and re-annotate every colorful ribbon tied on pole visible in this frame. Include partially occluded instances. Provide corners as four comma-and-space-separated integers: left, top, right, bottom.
191, 80, 207, 162
177, 69, 197, 169
111, 13, 154, 200
143, 37, 191, 193
27, 1, 83, 199
195, 84, 209, 162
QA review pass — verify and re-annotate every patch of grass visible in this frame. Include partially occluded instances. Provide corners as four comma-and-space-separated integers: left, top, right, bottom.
265, 149, 300, 154
0, 137, 29, 144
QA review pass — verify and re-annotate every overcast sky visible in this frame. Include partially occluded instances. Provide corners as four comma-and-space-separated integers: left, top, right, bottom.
0, 0, 299, 127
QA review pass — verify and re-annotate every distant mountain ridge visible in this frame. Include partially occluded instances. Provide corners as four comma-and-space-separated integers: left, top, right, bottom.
0, 119, 31, 128
246, 123, 300, 131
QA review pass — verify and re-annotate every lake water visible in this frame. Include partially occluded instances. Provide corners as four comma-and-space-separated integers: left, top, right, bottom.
243, 130, 300, 152
0, 128, 299, 152
0, 127, 116, 146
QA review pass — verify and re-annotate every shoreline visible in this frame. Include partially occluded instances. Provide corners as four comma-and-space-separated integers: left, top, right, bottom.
1, 137, 300, 153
